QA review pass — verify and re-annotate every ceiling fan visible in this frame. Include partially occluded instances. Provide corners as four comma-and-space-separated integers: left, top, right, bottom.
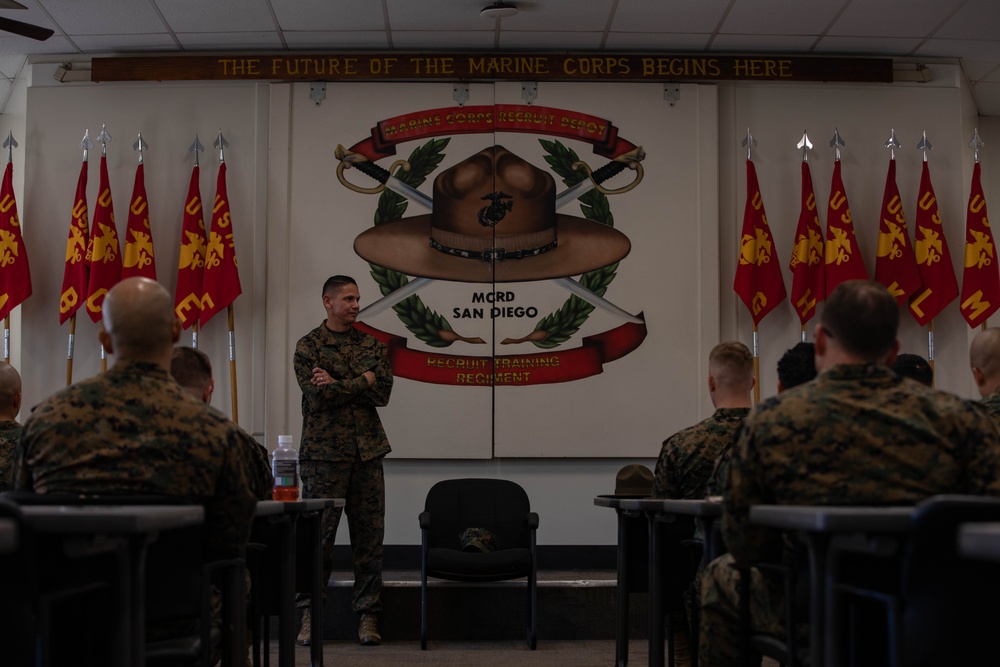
0, 0, 53, 41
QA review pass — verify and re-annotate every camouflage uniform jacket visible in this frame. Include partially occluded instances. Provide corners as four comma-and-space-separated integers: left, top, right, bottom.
723, 363, 1000, 567
653, 407, 749, 499
245, 431, 274, 501
14, 360, 257, 558
981, 388, 1000, 426
294, 322, 393, 463
0, 418, 21, 492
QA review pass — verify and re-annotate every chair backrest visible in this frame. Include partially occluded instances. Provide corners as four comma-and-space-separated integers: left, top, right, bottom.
423, 478, 531, 551
900, 494, 1000, 664
0, 498, 36, 666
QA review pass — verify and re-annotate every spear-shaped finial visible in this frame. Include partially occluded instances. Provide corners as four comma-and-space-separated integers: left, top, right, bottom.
132, 132, 148, 165
3, 131, 17, 164
213, 130, 229, 163
741, 128, 757, 160
80, 129, 93, 162
797, 130, 813, 162
917, 130, 933, 162
884, 128, 901, 160
96, 123, 111, 156
829, 128, 846, 161
189, 133, 205, 167
970, 128, 985, 164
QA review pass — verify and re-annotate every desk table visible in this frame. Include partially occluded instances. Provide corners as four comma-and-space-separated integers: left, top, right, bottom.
21, 504, 204, 667
958, 521, 1000, 562
749, 505, 913, 667
253, 499, 344, 667
595, 496, 721, 667
0, 517, 18, 554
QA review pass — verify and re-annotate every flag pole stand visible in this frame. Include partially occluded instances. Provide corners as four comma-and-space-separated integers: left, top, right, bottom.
192, 320, 199, 349
3, 314, 9, 363
99, 320, 107, 373
66, 314, 76, 386
752, 323, 760, 405
800, 324, 807, 343
227, 304, 238, 424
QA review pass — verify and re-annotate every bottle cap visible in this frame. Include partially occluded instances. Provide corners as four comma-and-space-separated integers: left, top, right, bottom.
278, 435, 293, 446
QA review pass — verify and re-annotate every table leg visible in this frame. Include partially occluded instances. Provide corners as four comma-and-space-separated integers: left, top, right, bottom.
616, 510, 630, 667
648, 513, 664, 667
306, 512, 324, 667
279, 519, 296, 667
804, 533, 830, 667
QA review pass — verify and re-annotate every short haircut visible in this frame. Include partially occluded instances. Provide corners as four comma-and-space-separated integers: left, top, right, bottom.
777, 342, 817, 389
891, 353, 933, 386
709, 341, 754, 390
0, 361, 20, 403
820, 280, 899, 361
970, 328, 1000, 383
322, 275, 357, 298
170, 346, 213, 393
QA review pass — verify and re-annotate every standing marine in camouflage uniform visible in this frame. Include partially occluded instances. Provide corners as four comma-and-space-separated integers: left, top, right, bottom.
970, 327, 1000, 424
170, 345, 274, 500
653, 340, 753, 666
699, 281, 1000, 667
13, 278, 257, 560
0, 361, 23, 491
294, 275, 393, 646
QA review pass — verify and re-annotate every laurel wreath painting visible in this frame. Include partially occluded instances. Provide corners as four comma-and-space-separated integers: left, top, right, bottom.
368, 138, 620, 350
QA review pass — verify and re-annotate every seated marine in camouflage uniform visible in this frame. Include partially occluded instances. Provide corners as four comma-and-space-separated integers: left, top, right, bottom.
0, 361, 23, 492
699, 280, 1000, 667
971, 327, 1000, 424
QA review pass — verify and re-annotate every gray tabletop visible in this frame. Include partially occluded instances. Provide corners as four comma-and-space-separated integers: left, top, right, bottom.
257, 498, 344, 515
750, 504, 914, 533
594, 495, 721, 517
0, 518, 18, 554
19, 505, 204, 533
958, 522, 1000, 562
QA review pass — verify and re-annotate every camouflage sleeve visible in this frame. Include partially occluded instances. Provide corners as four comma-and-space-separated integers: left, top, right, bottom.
652, 437, 678, 498
721, 421, 782, 566
243, 431, 275, 501
11, 429, 32, 492
205, 427, 257, 558
366, 341, 393, 407
959, 401, 1000, 495
294, 334, 356, 410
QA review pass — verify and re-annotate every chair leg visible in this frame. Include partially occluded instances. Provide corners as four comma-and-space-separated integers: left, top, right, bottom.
527, 569, 537, 649
420, 571, 428, 650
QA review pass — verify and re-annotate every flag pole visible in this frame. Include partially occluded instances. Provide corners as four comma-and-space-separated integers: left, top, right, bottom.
97, 125, 112, 373
66, 131, 92, 385
919, 130, 934, 382
228, 304, 238, 423
752, 322, 761, 404
3, 315, 8, 363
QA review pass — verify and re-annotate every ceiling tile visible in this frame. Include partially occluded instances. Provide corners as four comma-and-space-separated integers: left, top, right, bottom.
612, 0, 731, 34
0, 79, 11, 104
388, 0, 502, 31
176, 32, 284, 50
283, 31, 389, 50
0, 53, 24, 79
71, 33, 178, 52
154, 0, 275, 33
500, 31, 604, 50
814, 35, 922, 56
391, 30, 495, 50
962, 59, 1000, 83
915, 38, 1000, 61
271, 0, 384, 31
0, 33, 74, 55
935, 0, 1000, 41
603, 32, 711, 50
828, 0, 965, 38
971, 80, 1000, 116
721, 0, 846, 36
710, 34, 818, 52
42, 0, 165, 35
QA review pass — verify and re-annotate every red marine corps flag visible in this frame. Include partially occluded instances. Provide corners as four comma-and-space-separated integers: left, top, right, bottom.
60, 132, 92, 384
824, 130, 868, 292
734, 158, 786, 324
200, 157, 242, 326
175, 136, 207, 333
959, 130, 999, 328
0, 133, 32, 348
84, 127, 122, 324
121, 134, 156, 281
789, 134, 824, 327
874, 134, 922, 305
909, 135, 958, 327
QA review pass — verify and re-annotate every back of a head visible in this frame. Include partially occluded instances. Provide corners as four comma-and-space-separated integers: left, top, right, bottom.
0, 361, 21, 417
820, 280, 899, 361
709, 341, 754, 394
170, 346, 213, 398
970, 328, 1000, 387
777, 342, 817, 390
891, 353, 933, 386
102, 277, 176, 358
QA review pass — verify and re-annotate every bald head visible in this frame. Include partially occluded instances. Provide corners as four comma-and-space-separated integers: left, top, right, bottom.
708, 341, 754, 408
101, 277, 180, 365
970, 328, 1000, 396
0, 361, 21, 419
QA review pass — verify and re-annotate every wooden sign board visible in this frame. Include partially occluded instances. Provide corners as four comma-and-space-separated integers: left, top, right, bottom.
91, 53, 892, 84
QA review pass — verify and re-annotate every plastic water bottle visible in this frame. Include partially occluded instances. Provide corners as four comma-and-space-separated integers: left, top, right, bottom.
271, 434, 300, 501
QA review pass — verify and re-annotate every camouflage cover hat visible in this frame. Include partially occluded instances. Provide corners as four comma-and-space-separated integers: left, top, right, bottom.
353, 145, 631, 284
459, 527, 499, 553
613, 464, 653, 497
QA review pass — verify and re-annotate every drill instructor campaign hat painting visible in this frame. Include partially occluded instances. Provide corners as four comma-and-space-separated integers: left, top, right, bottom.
353, 145, 631, 284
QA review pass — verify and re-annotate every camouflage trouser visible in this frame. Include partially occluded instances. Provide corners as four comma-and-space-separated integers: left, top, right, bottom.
296, 456, 385, 614
697, 553, 785, 667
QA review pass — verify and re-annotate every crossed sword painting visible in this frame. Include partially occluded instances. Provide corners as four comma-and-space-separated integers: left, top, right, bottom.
334, 143, 646, 341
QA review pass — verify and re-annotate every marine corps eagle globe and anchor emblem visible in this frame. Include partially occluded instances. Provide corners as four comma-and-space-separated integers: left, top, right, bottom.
334, 106, 648, 386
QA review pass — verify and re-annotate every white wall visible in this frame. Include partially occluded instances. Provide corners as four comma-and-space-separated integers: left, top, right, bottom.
11, 59, 995, 546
